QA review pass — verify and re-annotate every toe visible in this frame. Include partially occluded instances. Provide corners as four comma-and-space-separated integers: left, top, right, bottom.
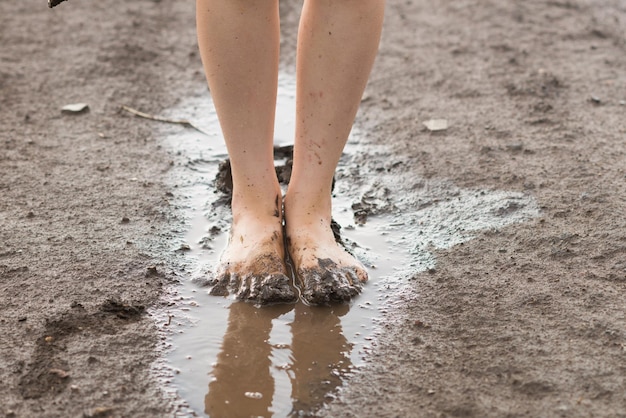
257, 273, 298, 304
299, 266, 364, 306
234, 274, 252, 300
355, 266, 368, 283
330, 269, 361, 302
235, 273, 297, 305
208, 272, 230, 297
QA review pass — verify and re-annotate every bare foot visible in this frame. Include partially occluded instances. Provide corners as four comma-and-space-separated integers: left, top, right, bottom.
208, 210, 297, 305
285, 199, 368, 305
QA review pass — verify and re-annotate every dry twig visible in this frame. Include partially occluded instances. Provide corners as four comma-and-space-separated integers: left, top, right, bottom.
120, 105, 208, 136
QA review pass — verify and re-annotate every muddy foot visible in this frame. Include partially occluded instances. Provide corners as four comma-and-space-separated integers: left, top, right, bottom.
209, 270, 297, 304
296, 257, 364, 305
208, 227, 297, 305
286, 222, 368, 305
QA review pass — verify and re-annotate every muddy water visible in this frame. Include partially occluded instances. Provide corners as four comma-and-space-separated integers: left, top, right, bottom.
158, 73, 540, 417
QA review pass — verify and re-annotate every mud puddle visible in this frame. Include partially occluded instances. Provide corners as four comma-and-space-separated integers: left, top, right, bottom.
157, 73, 540, 417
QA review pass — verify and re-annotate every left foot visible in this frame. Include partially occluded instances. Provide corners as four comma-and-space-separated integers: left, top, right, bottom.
211, 226, 297, 305
284, 197, 368, 305
208, 191, 298, 305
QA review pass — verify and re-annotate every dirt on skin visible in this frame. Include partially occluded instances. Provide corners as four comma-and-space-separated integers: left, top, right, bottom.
294, 257, 364, 305
208, 229, 298, 304
1, 1, 625, 417
213, 148, 365, 306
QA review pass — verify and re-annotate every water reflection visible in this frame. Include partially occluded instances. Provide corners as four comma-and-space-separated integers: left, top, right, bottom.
205, 302, 351, 417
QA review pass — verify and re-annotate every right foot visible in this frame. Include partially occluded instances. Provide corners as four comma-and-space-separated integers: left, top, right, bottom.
208, 210, 297, 305
284, 194, 368, 306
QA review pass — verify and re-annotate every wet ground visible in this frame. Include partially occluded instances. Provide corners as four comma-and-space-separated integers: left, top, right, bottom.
157, 79, 411, 416
2, 0, 626, 417
159, 75, 539, 416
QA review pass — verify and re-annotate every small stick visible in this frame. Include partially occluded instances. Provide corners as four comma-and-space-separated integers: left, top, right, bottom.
48, 0, 68, 8
120, 105, 209, 136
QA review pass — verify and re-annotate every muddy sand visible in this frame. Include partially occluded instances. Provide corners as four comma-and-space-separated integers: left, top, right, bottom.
1, 0, 625, 416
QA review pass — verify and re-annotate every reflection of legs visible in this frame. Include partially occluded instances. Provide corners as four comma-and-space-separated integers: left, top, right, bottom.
206, 302, 290, 417
289, 303, 351, 415
285, 0, 385, 305
196, 0, 296, 304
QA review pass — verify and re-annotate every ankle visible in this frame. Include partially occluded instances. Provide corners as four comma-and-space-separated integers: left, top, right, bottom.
231, 188, 283, 223
284, 186, 332, 212
284, 195, 336, 241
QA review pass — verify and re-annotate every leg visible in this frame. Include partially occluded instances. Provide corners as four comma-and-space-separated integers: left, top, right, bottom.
196, 0, 296, 304
206, 303, 291, 416
285, 0, 385, 304
289, 303, 350, 414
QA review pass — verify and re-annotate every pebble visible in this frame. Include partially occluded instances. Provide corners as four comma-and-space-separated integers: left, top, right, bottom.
61, 103, 89, 114
244, 392, 263, 399
423, 119, 449, 132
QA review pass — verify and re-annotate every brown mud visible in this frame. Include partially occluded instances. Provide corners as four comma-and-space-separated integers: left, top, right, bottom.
295, 257, 364, 305
1, 0, 626, 417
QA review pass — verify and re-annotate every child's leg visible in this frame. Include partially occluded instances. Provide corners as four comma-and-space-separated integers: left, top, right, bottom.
285, 0, 385, 304
196, 0, 296, 304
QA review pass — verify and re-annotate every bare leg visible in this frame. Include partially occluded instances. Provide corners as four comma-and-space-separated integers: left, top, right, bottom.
206, 303, 291, 416
285, 0, 385, 304
196, 0, 296, 304
289, 303, 351, 414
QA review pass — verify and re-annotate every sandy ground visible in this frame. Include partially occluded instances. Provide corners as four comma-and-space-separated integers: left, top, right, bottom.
1, 0, 625, 417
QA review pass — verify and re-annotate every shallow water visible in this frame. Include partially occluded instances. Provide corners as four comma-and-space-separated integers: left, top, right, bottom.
158, 73, 540, 417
